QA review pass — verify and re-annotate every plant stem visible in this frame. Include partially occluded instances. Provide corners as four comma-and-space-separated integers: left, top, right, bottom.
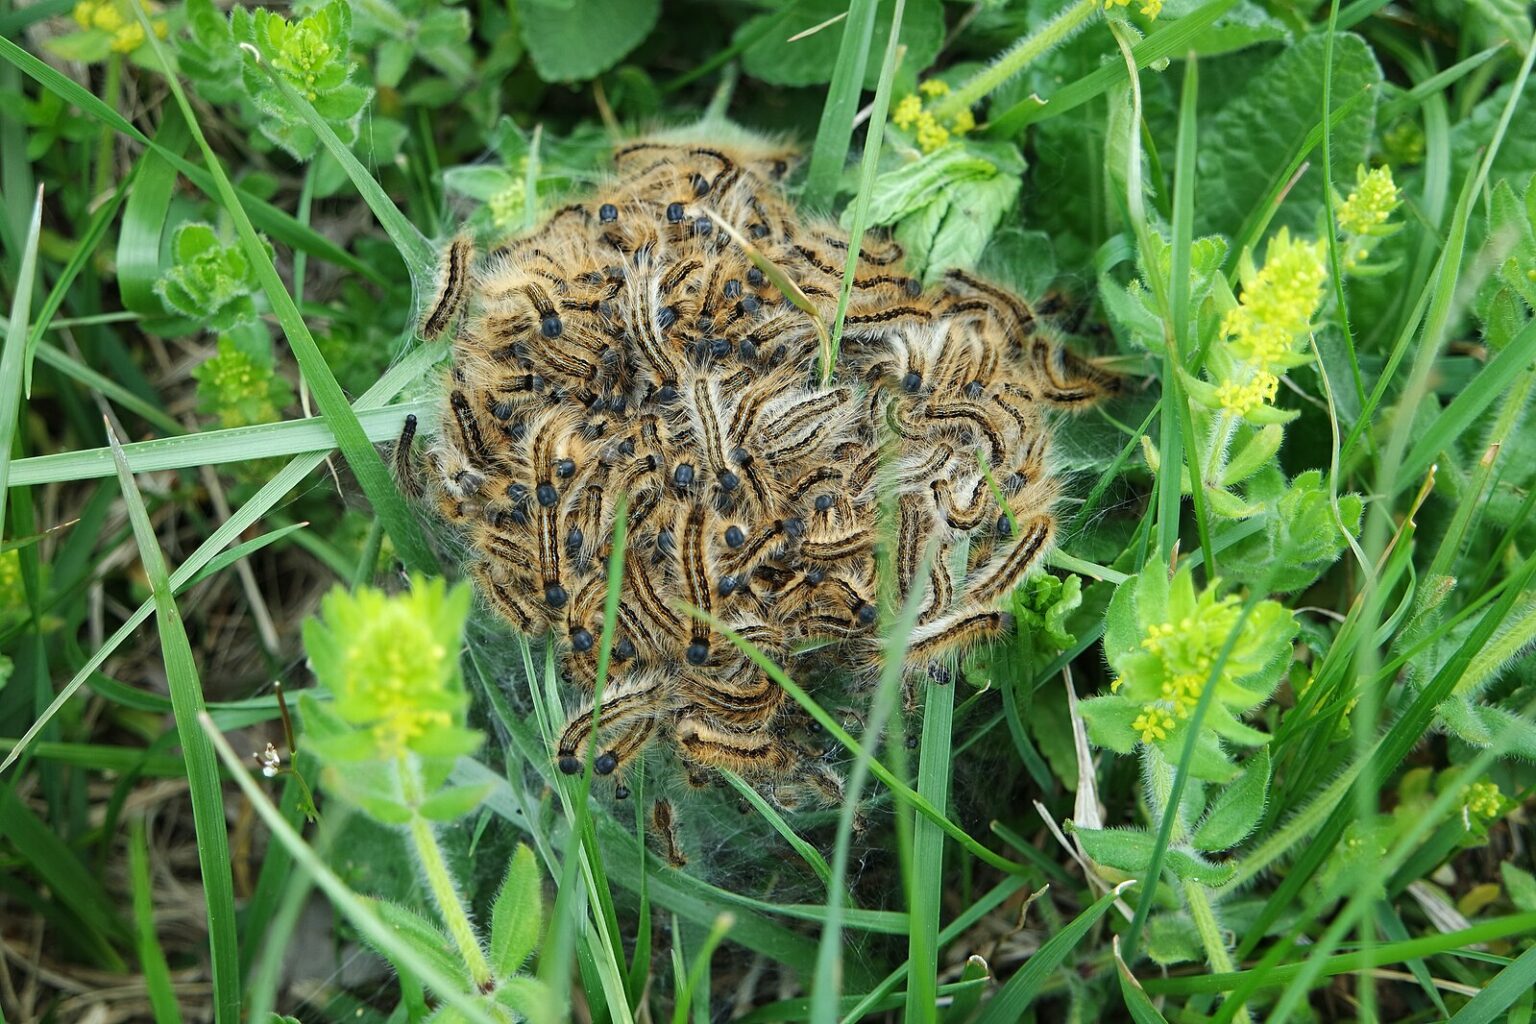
1183, 878, 1253, 1024
403, 766, 494, 992
928, 0, 1101, 122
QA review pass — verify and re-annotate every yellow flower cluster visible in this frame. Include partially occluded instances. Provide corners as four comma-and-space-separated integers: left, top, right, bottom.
1105, 0, 1164, 19
337, 596, 455, 755
1336, 165, 1401, 237
1216, 229, 1328, 416
1133, 707, 1175, 743
1464, 780, 1503, 820
892, 80, 976, 154
72, 0, 167, 53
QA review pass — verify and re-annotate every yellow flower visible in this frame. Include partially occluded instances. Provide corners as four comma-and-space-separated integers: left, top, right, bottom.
1133, 707, 1175, 743
1336, 164, 1401, 237
1464, 781, 1503, 820
914, 111, 950, 154
892, 94, 923, 131
1139, 0, 1163, 16
891, 84, 974, 153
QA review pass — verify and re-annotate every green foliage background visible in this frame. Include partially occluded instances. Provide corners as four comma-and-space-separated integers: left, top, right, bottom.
3, 0, 1536, 1022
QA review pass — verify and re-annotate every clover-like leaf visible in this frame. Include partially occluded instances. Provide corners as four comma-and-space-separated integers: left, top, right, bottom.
155, 223, 264, 331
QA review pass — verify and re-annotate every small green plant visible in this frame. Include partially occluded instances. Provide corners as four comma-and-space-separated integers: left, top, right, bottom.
300, 578, 556, 1022
154, 222, 265, 330
230, 0, 372, 159
191, 333, 295, 430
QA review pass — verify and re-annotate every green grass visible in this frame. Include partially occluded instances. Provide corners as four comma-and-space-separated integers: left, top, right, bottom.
3, 1, 1536, 1022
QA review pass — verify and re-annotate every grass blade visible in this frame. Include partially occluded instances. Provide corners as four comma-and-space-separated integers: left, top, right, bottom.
802, 0, 879, 208
129, 816, 185, 1024
106, 422, 240, 1024
904, 677, 953, 1023
134, 15, 436, 574
0, 185, 41, 542
974, 881, 1134, 1023
7, 399, 432, 487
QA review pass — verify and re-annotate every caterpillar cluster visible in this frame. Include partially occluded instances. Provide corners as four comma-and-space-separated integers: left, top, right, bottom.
410, 129, 1115, 813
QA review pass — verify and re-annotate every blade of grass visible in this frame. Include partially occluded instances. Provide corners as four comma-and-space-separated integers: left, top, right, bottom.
1446, 941, 1536, 1024
0, 185, 41, 542
718, 769, 833, 886
0, 340, 442, 775
1399, 316, 1536, 486
0, 35, 384, 285
974, 881, 1135, 1023
129, 816, 184, 1024
672, 913, 733, 1024
8, 399, 433, 487
135, 16, 435, 574
197, 713, 506, 1024
985, 0, 1239, 136
802, 0, 879, 208
107, 421, 240, 1024
904, 675, 953, 1024
1142, 911, 1536, 996
115, 109, 189, 318
826, 1, 904, 378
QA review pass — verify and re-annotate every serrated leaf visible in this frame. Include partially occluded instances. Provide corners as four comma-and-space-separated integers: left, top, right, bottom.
1196, 32, 1381, 240
490, 845, 544, 977
1193, 747, 1270, 851
417, 783, 493, 822
737, 0, 943, 89
520, 0, 659, 83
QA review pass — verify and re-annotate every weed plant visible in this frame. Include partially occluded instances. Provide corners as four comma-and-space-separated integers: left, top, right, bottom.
2, 0, 1536, 1022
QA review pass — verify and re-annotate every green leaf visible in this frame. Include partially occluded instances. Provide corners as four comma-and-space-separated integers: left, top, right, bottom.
416, 783, 494, 822
855, 139, 1025, 281
1193, 747, 1269, 852
493, 976, 560, 1024
1075, 826, 1237, 886
737, 0, 943, 89
367, 899, 469, 993
1077, 695, 1142, 754
490, 845, 545, 977
520, 0, 660, 83
973, 882, 1131, 1023
1196, 32, 1381, 240
1502, 862, 1536, 913
1220, 470, 1362, 593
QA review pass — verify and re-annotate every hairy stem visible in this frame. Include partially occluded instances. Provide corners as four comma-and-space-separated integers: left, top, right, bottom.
1183, 878, 1253, 1024
929, 0, 1101, 121
403, 766, 494, 992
